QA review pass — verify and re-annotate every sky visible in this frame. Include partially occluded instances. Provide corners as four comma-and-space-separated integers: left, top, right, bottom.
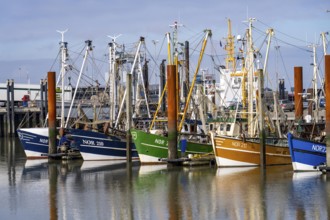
0, 0, 329, 91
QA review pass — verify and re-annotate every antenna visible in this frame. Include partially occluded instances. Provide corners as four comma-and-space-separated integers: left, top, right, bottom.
169, 21, 183, 57
152, 40, 159, 45
107, 34, 122, 42
56, 29, 68, 42
169, 21, 183, 29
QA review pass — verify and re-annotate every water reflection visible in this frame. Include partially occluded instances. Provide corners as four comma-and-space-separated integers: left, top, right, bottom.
20, 159, 140, 220
290, 172, 329, 219
134, 165, 218, 219
215, 166, 330, 219
216, 167, 264, 219
1, 138, 330, 219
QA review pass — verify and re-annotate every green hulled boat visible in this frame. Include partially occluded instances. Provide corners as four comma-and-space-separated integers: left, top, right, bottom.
131, 129, 213, 164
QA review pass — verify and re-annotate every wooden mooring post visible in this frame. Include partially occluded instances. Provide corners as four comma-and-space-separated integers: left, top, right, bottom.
325, 55, 330, 169
40, 79, 48, 126
167, 65, 178, 161
294, 67, 303, 120
6, 80, 15, 136
126, 73, 132, 163
257, 69, 266, 167
48, 72, 57, 155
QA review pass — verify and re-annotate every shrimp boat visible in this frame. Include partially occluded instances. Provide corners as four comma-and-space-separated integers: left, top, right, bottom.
131, 129, 212, 164
287, 133, 326, 171
131, 27, 214, 164
210, 19, 291, 167
17, 127, 51, 158
17, 31, 74, 159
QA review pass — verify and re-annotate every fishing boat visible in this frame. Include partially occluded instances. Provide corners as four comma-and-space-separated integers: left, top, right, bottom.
211, 132, 290, 166
69, 128, 138, 160
287, 132, 325, 171
287, 48, 329, 171
17, 31, 75, 159
210, 19, 291, 167
17, 127, 50, 158
17, 33, 89, 159
131, 128, 212, 163
131, 27, 214, 164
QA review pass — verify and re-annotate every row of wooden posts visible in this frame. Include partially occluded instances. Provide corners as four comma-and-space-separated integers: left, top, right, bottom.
5, 79, 47, 137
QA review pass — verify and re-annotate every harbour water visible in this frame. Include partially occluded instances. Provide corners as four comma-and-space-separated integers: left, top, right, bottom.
1, 138, 330, 220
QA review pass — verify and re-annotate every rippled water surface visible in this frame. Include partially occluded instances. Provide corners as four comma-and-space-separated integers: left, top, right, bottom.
1, 137, 330, 219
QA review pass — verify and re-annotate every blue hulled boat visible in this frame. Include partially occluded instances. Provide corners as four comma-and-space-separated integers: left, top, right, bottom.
288, 132, 326, 171
69, 128, 138, 160
17, 128, 50, 158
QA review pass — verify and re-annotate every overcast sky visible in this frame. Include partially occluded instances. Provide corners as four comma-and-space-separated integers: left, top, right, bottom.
0, 0, 329, 89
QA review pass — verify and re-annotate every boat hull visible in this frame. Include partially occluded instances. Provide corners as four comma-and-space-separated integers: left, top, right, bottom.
287, 133, 326, 171
131, 129, 213, 164
69, 129, 139, 161
17, 128, 50, 159
210, 133, 291, 167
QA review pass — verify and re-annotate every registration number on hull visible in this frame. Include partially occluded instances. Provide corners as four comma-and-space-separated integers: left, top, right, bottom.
83, 139, 104, 146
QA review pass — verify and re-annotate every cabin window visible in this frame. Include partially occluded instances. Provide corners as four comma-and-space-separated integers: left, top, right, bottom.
220, 124, 224, 131
210, 124, 213, 131
190, 125, 196, 132
226, 124, 231, 131
184, 124, 188, 132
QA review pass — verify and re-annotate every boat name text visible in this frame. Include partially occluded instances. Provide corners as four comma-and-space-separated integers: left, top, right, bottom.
232, 141, 248, 149
83, 139, 104, 146
312, 145, 326, 153
155, 139, 166, 145
40, 138, 48, 144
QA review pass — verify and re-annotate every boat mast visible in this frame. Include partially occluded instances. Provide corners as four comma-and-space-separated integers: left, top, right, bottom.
107, 34, 121, 126
261, 28, 277, 135
247, 18, 256, 137
263, 29, 274, 83
311, 44, 319, 122
170, 21, 182, 64
170, 21, 183, 118
57, 29, 68, 128
115, 37, 144, 129
65, 40, 93, 128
